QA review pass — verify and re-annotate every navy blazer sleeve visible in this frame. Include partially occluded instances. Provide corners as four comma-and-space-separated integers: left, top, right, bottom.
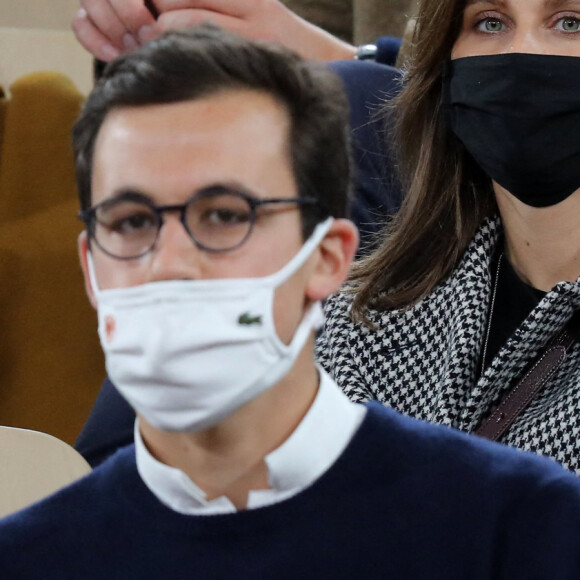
75, 60, 404, 467
329, 59, 403, 252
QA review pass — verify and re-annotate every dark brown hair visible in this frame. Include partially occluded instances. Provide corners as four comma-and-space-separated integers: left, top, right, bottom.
73, 25, 352, 238
350, 0, 496, 320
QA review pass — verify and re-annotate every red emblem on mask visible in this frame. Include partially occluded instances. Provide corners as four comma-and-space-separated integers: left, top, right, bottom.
105, 315, 116, 343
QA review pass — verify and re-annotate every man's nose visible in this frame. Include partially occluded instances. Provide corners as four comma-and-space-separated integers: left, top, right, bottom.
149, 213, 202, 281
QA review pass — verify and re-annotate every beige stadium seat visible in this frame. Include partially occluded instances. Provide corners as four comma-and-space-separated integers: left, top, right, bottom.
0, 425, 91, 518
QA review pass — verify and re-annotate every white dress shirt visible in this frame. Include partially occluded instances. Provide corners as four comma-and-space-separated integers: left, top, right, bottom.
135, 366, 366, 514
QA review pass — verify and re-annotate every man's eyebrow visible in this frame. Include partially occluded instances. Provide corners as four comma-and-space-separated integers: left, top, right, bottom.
103, 182, 266, 205
104, 189, 153, 204
195, 181, 268, 200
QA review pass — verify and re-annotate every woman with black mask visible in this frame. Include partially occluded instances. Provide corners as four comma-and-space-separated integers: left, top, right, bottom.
318, 0, 580, 471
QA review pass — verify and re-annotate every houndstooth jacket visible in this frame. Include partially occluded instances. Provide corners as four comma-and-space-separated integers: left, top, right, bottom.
316, 217, 580, 473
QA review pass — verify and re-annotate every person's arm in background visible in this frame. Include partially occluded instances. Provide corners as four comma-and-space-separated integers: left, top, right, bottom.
73, 0, 357, 63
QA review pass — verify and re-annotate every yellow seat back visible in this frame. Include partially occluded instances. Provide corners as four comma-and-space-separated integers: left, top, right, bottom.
0, 73, 103, 445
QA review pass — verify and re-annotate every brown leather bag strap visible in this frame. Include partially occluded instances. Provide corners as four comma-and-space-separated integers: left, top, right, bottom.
475, 311, 580, 442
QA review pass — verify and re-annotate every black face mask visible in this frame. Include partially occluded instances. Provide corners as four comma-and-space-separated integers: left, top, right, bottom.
442, 53, 580, 208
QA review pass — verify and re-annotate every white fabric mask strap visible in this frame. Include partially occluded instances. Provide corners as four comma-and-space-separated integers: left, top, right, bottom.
263, 217, 334, 289
86, 251, 102, 299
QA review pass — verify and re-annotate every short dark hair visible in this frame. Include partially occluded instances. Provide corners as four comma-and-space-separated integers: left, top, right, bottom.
73, 24, 352, 238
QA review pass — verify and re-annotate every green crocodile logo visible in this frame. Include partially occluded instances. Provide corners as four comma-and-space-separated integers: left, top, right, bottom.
238, 312, 263, 326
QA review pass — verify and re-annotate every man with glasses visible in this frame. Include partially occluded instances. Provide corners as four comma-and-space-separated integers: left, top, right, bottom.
2, 25, 580, 578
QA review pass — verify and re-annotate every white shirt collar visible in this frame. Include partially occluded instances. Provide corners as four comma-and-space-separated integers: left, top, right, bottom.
135, 366, 366, 515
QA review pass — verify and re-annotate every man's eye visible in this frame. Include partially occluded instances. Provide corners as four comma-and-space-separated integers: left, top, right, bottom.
555, 17, 580, 32
477, 18, 506, 33
204, 208, 250, 225
110, 212, 157, 234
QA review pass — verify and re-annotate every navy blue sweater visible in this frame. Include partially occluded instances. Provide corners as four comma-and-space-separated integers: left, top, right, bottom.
3, 403, 580, 579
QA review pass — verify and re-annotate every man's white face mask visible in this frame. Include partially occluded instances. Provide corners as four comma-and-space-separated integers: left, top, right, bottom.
88, 218, 333, 432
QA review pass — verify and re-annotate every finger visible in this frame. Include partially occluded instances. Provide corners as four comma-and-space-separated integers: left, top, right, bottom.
80, 0, 131, 49
107, 0, 158, 36
72, 8, 121, 61
155, 0, 254, 19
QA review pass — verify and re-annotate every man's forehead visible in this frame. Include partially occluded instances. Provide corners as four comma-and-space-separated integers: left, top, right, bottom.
97, 90, 291, 149
91, 89, 297, 205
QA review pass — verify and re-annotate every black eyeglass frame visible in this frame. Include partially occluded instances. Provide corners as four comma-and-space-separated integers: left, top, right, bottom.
78, 187, 321, 260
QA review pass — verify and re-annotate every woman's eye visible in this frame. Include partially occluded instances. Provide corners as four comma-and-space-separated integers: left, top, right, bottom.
555, 17, 580, 32
477, 18, 506, 33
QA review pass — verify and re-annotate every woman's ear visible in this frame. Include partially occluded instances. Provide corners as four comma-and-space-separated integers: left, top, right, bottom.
305, 219, 359, 302
78, 231, 98, 310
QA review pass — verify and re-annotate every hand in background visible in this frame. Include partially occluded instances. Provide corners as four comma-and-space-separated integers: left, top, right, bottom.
73, 0, 157, 61
72, 0, 357, 63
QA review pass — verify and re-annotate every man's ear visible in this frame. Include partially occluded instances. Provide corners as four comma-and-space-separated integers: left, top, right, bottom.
305, 219, 359, 302
78, 231, 98, 310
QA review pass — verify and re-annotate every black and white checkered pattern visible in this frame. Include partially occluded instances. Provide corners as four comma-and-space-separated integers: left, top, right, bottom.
317, 217, 580, 473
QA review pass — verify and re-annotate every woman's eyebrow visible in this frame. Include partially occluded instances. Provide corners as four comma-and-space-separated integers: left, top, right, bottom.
546, 0, 580, 9
466, 0, 580, 7
465, 0, 505, 7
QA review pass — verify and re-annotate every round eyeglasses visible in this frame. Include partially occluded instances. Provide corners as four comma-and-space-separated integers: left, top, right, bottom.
78, 186, 319, 260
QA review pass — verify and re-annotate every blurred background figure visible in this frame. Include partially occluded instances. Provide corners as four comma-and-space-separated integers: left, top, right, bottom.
282, 0, 416, 44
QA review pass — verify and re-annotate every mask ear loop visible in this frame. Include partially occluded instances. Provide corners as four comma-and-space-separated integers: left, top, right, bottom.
270, 218, 333, 350
264, 217, 334, 288
86, 251, 103, 299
